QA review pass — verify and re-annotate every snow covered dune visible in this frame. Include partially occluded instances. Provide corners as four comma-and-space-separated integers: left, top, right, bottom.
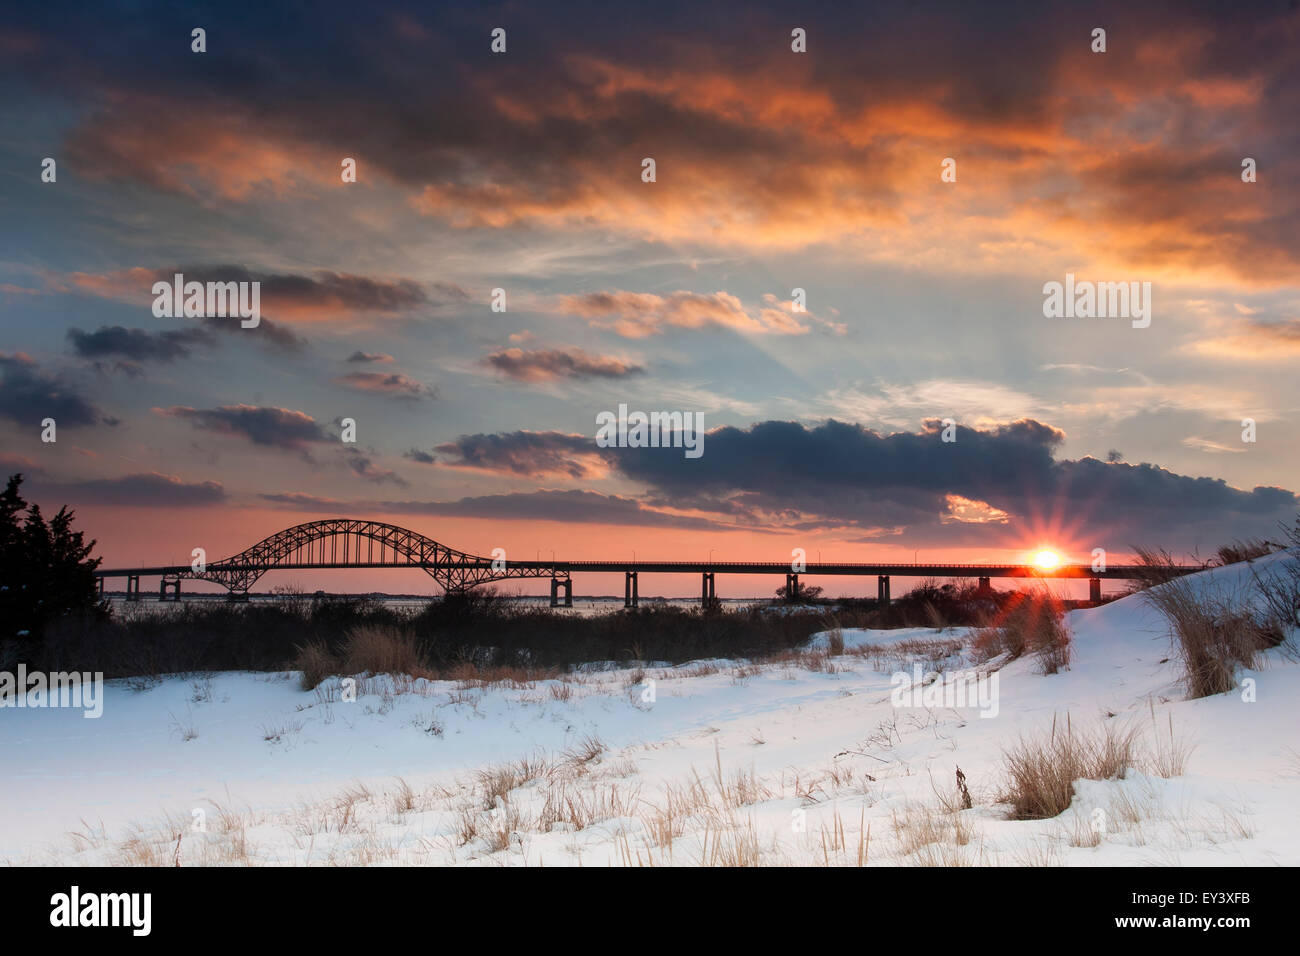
3, 554, 1297, 866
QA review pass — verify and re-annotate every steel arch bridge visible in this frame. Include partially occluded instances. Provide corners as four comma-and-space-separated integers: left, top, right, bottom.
94, 517, 1205, 604
161, 519, 562, 595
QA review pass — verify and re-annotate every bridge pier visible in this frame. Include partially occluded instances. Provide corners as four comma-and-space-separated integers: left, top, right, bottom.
977, 576, 992, 596
159, 577, 181, 602
550, 576, 573, 608
97, 577, 105, 598
1089, 577, 1102, 603
877, 575, 891, 605
624, 571, 639, 608
785, 572, 800, 602
125, 575, 141, 602
701, 571, 716, 607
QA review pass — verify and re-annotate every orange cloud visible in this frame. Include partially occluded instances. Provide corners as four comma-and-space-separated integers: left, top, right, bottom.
558, 290, 811, 338
47, 18, 1300, 286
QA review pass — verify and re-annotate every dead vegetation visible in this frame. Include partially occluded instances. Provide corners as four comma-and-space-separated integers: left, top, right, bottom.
1136, 547, 1285, 697
1000, 715, 1139, 819
970, 589, 1071, 674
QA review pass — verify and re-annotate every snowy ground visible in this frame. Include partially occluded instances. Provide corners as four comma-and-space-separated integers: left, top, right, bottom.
3, 555, 1297, 866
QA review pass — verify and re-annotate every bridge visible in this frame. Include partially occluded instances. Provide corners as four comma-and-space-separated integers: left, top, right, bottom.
92, 518, 1204, 606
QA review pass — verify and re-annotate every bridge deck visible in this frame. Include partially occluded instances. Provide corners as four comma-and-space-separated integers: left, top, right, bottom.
95, 560, 1199, 580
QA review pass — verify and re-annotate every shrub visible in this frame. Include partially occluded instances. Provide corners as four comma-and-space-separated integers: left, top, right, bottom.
1216, 538, 1274, 566
341, 625, 427, 677
1250, 515, 1300, 645
971, 589, 1071, 673
293, 640, 335, 690
1001, 715, 1138, 819
0, 473, 105, 655
1137, 551, 1276, 697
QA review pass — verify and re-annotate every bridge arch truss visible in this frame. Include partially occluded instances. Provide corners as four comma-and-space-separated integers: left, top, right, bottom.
176, 519, 560, 594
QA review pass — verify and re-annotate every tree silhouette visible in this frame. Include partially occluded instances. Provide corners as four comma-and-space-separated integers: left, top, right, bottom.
775, 581, 823, 602
0, 474, 103, 652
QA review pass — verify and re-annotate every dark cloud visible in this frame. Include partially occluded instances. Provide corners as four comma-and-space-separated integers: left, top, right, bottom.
612, 418, 1065, 503
89, 359, 144, 378
155, 404, 330, 451
15, 1, 1294, 279
67, 266, 432, 325
0, 352, 104, 428
482, 347, 644, 382
343, 451, 407, 486
334, 371, 434, 400
347, 351, 395, 363
445, 418, 1297, 547
199, 315, 308, 351
248, 268, 428, 316
68, 325, 215, 362
403, 448, 436, 465
37, 472, 225, 507
435, 431, 607, 479
378, 489, 731, 530
429, 282, 471, 303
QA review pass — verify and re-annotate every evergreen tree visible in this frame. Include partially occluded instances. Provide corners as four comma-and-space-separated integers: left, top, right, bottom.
0, 474, 104, 648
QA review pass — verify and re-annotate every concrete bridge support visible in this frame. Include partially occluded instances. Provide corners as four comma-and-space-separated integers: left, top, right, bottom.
1089, 577, 1102, 603
97, 577, 105, 598
785, 572, 800, 602
550, 576, 573, 608
701, 571, 716, 606
159, 577, 181, 602
877, 575, 891, 605
977, 576, 992, 596
624, 571, 639, 608
125, 575, 141, 602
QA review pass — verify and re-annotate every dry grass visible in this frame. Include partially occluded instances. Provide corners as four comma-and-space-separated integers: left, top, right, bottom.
475, 755, 549, 810
1065, 811, 1104, 848
971, 590, 1071, 674
342, 626, 428, 678
1136, 551, 1277, 698
1144, 705, 1194, 778
1000, 714, 1139, 820
730, 662, 762, 684
259, 718, 304, 742
1010, 840, 1063, 866
850, 636, 966, 675
537, 781, 639, 831
389, 778, 417, 816
293, 641, 335, 691
696, 815, 762, 866
168, 711, 198, 742
889, 801, 980, 866
562, 734, 606, 769
814, 806, 871, 867
769, 647, 843, 674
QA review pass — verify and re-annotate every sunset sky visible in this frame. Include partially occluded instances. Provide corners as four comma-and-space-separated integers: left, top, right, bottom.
2, 1, 1297, 596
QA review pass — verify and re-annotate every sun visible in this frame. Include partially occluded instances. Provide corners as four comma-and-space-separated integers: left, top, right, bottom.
1032, 548, 1062, 570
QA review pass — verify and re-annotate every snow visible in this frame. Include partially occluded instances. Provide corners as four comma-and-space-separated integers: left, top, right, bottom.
2, 552, 1297, 865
